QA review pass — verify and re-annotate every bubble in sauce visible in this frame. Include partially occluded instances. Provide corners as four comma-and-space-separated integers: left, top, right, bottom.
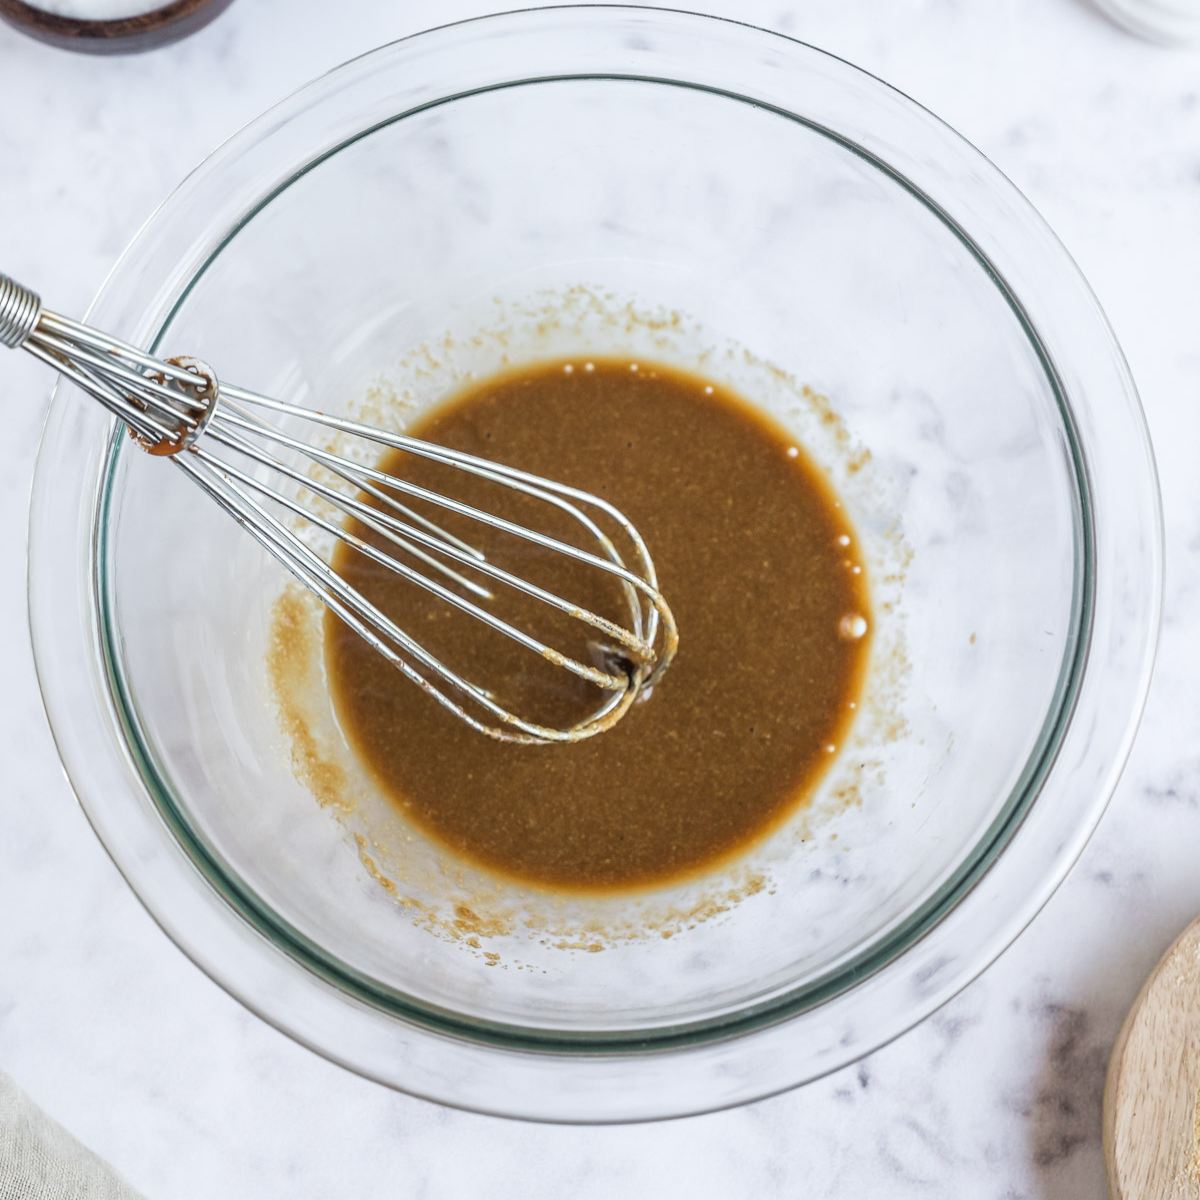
838, 613, 868, 640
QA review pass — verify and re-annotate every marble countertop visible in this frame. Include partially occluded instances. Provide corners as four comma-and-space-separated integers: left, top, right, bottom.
1, 0, 1198, 1195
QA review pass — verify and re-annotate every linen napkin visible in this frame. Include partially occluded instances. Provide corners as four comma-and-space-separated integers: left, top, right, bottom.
0, 1072, 142, 1200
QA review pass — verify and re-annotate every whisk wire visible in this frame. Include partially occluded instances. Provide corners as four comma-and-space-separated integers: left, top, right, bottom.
211, 406, 661, 663
179, 451, 637, 743
23, 339, 170, 443
220, 396, 665, 649
210, 422, 495, 600
191, 440, 628, 692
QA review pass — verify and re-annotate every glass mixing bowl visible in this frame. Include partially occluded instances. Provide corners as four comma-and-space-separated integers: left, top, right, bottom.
28, 7, 1161, 1121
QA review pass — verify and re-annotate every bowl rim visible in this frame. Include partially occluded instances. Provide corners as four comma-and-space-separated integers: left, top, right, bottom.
27, 4, 1163, 1121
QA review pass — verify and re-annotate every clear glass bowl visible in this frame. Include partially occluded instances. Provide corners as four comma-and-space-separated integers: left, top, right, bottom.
27, 7, 1161, 1121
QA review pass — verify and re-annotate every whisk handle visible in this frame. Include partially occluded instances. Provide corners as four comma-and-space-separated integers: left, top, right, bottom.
0, 274, 42, 349
0, 273, 220, 456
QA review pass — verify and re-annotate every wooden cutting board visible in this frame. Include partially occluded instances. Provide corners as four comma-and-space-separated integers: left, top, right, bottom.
1104, 915, 1200, 1200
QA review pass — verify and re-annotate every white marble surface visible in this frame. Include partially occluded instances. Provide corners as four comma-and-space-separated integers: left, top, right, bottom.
0, 0, 1197, 1195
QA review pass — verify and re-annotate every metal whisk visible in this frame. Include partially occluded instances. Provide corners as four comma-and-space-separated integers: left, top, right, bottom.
0, 273, 677, 744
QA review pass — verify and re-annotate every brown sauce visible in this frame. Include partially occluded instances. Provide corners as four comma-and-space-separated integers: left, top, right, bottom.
326, 359, 870, 891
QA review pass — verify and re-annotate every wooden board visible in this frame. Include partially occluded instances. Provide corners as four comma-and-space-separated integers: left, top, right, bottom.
1104, 915, 1200, 1200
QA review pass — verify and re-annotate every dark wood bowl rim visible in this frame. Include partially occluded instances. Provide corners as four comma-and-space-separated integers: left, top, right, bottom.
0, 0, 225, 38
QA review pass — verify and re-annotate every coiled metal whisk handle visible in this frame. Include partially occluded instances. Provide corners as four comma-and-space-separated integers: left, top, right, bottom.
0, 274, 39, 349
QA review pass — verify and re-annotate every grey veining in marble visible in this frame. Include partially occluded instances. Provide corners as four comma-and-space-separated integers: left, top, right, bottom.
0, 0, 1198, 1195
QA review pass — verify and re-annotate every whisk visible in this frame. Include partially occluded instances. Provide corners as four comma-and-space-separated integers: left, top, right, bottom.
0, 273, 677, 744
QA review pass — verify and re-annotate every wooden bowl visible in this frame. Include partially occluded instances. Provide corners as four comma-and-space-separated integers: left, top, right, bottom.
0, 0, 234, 54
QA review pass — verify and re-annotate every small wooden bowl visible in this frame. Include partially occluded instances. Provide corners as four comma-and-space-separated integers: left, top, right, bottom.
0, 0, 233, 54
